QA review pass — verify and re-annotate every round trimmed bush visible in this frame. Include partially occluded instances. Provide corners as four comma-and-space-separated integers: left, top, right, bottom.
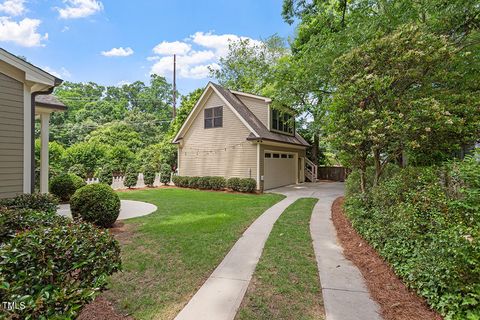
50, 173, 86, 202
70, 184, 120, 228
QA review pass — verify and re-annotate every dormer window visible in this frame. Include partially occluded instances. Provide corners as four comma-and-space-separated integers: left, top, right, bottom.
271, 109, 294, 135
205, 106, 223, 128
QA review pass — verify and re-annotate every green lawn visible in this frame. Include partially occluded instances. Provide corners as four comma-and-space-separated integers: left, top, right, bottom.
104, 188, 284, 320
236, 198, 324, 320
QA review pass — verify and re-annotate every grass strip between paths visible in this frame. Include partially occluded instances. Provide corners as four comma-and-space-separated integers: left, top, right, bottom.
104, 188, 284, 320
236, 197, 324, 320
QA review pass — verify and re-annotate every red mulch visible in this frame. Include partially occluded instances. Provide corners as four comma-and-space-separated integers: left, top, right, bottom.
331, 197, 443, 320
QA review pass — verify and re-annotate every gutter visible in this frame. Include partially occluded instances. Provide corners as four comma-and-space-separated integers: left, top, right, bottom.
30, 87, 54, 193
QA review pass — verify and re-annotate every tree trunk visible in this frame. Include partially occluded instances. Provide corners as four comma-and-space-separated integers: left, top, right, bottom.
373, 149, 382, 186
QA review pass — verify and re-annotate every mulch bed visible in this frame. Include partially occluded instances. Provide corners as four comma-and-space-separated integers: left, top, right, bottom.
331, 197, 443, 320
77, 296, 133, 320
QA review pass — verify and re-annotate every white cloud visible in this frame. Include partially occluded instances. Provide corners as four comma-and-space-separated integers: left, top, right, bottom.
117, 80, 131, 86
61, 26, 70, 32
42, 66, 71, 79
149, 31, 259, 80
0, 0, 26, 16
0, 17, 47, 47
153, 41, 191, 55
191, 31, 261, 56
101, 47, 134, 57
57, 0, 103, 19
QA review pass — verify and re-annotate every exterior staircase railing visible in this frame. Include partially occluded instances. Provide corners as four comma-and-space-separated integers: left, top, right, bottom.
304, 158, 318, 182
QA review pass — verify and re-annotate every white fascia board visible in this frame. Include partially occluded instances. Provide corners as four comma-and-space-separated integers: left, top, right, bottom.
0, 49, 57, 87
172, 84, 213, 143
230, 90, 272, 103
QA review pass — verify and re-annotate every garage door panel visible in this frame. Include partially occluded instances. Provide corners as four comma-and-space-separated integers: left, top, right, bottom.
264, 153, 295, 190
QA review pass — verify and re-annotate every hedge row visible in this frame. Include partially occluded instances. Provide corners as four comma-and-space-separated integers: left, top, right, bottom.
0, 193, 121, 319
172, 176, 257, 193
344, 156, 480, 319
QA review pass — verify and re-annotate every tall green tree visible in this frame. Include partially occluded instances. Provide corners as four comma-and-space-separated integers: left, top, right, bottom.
328, 25, 479, 191
210, 35, 287, 95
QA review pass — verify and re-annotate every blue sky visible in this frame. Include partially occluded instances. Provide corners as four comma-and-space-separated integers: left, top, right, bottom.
0, 0, 295, 94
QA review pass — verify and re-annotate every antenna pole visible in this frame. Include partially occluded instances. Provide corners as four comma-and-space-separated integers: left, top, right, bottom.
173, 54, 176, 118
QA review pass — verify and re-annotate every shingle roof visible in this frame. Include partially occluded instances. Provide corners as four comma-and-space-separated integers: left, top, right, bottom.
210, 83, 309, 147
35, 94, 67, 110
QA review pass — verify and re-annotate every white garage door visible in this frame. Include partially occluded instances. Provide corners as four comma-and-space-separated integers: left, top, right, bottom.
264, 152, 296, 190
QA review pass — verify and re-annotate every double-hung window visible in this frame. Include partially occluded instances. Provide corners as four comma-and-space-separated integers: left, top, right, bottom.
204, 106, 223, 129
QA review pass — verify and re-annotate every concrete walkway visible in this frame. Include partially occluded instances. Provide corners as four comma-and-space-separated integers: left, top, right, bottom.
175, 196, 299, 320
175, 182, 381, 320
273, 183, 381, 320
57, 200, 157, 220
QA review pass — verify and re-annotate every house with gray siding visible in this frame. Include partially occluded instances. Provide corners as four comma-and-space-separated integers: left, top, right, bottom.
172, 82, 317, 191
0, 48, 65, 199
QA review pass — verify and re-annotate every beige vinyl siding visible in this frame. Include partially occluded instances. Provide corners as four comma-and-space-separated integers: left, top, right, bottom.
0, 72, 24, 199
179, 91, 257, 180
237, 95, 269, 128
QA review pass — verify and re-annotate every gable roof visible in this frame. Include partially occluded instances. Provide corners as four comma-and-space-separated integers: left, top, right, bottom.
0, 48, 63, 87
173, 82, 310, 147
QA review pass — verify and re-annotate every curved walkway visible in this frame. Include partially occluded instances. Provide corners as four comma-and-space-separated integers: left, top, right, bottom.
273, 183, 381, 320
175, 182, 381, 320
175, 196, 299, 320
57, 200, 157, 220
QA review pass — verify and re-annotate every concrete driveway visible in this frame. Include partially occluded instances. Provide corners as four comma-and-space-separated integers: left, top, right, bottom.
267, 181, 345, 198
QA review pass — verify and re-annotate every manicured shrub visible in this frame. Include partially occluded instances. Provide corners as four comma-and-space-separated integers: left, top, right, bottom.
0, 208, 67, 245
143, 164, 156, 187
160, 163, 171, 185
344, 156, 480, 319
124, 165, 138, 189
0, 193, 59, 213
97, 166, 113, 185
227, 177, 256, 192
172, 175, 190, 187
238, 178, 257, 193
227, 177, 242, 191
188, 176, 201, 189
50, 173, 86, 202
172, 176, 253, 192
0, 219, 121, 319
196, 177, 211, 189
70, 184, 121, 228
209, 176, 227, 190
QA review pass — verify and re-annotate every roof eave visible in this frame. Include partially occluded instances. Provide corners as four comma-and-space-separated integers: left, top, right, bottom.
246, 136, 309, 147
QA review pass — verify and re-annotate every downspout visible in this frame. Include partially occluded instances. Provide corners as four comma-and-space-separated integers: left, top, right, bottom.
30, 87, 54, 193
